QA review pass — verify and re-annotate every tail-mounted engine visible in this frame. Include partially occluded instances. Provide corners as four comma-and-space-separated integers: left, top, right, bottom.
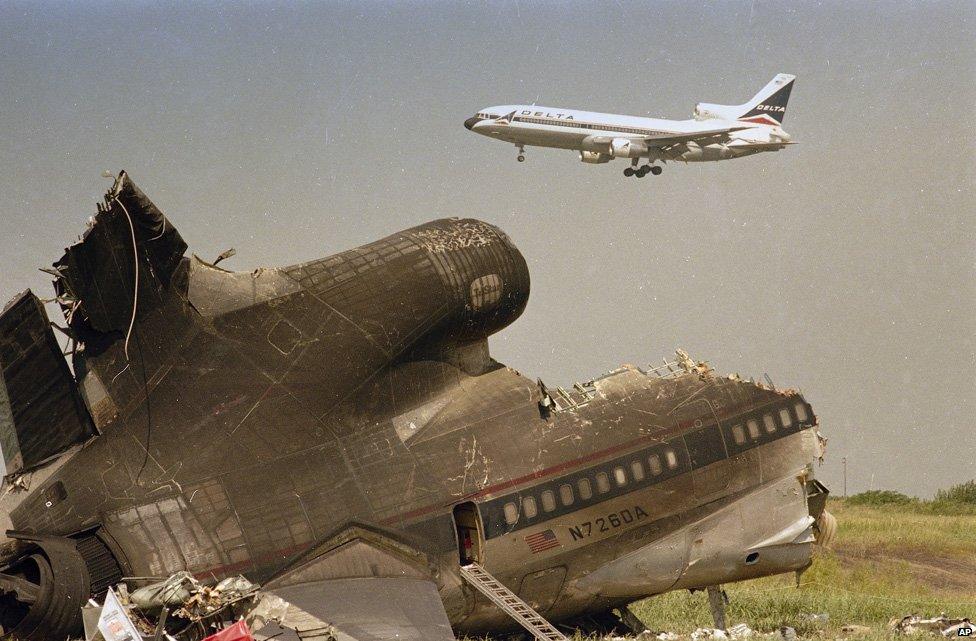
0, 532, 124, 641
693, 102, 737, 121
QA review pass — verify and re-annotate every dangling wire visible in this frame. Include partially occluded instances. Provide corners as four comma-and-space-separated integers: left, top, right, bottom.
114, 195, 139, 362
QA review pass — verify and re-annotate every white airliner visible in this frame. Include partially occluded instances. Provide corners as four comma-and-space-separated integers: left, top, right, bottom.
464, 74, 796, 177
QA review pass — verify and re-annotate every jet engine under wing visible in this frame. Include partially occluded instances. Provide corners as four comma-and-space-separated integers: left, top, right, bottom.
267, 578, 457, 641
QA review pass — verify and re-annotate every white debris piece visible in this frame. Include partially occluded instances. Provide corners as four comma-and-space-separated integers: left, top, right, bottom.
942, 621, 974, 637
729, 623, 755, 639
97, 588, 144, 641
129, 572, 198, 612
893, 615, 974, 637
692, 627, 729, 641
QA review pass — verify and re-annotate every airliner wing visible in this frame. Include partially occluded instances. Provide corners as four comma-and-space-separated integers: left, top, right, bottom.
737, 141, 799, 148
642, 125, 752, 148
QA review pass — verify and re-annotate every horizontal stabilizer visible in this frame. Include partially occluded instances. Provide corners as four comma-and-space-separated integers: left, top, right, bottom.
0, 291, 95, 475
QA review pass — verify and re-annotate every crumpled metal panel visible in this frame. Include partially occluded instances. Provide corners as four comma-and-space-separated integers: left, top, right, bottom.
0, 290, 95, 474
54, 171, 187, 334
186, 256, 301, 318
269, 578, 456, 641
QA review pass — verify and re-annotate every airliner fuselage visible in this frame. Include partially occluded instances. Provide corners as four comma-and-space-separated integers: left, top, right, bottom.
465, 74, 797, 177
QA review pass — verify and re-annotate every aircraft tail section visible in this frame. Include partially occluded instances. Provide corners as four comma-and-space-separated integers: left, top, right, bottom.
694, 73, 795, 126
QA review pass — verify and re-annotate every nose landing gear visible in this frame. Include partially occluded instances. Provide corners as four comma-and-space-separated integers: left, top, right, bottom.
516, 145, 525, 162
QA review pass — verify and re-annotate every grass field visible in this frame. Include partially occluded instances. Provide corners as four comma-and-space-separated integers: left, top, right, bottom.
622, 497, 976, 640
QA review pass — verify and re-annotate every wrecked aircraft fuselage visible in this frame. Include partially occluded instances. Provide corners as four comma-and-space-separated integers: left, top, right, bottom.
0, 173, 830, 641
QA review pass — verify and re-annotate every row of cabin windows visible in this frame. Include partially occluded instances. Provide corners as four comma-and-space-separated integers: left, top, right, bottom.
501, 401, 809, 526
513, 116, 668, 137
501, 447, 680, 525
731, 402, 808, 446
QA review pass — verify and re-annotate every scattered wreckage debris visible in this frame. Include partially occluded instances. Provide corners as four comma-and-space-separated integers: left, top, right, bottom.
595, 615, 975, 641
598, 624, 797, 641
891, 614, 974, 637
77, 572, 338, 641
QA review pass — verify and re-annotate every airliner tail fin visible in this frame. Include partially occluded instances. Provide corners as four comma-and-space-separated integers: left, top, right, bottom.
694, 74, 795, 126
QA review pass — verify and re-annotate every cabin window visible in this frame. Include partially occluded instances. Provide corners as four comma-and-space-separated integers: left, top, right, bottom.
648, 454, 662, 475
794, 402, 809, 422
559, 484, 574, 506
732, 424, 746, 445
613, 466, 628, 486
631, 460, 645, 481
747, 419, 761, 440
541, 490, 556, 513
779, 408, 793, 428
578, 478, 593, 500
523, 496, 538, 519
596, 472, 611, 494
665, 449, 679, 469
763, 413, 777, 433
503, 502, 519, 525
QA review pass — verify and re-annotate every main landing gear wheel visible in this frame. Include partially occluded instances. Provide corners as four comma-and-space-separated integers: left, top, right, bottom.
635, 166, 650, 178
650, 165, 663, 175
623, 167, 635, 177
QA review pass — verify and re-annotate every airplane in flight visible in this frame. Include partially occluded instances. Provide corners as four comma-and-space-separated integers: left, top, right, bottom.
465, 73, 796, 177
0, 173, 831, 641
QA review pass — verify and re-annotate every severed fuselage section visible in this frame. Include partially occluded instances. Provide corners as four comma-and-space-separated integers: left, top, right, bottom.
0, 173, 829, 641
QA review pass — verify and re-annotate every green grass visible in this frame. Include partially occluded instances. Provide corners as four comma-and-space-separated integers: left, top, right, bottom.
629, 498, 976, 639
846, 487, 976, 517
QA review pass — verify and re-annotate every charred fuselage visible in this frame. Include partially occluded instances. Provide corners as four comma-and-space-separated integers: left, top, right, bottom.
0, 173, 828, 640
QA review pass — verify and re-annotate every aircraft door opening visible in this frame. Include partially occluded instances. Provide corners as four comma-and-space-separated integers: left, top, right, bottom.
453, 502, 484, 565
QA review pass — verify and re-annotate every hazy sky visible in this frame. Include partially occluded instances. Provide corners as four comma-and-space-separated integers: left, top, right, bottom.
1, 1, 973, 497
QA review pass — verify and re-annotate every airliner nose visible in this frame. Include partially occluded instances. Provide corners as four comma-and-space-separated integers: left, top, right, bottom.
464, 116, 480, 131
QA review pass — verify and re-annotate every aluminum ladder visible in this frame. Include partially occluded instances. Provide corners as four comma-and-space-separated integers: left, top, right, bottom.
459, 563, 568, 641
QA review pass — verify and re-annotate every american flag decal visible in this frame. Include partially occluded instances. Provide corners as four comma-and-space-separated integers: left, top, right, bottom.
524, 529, 561, 553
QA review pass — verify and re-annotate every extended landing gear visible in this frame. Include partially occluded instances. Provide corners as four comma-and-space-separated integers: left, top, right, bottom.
707, 585, 729, 630
623, 161, 663, 177
516, 145, 525, 162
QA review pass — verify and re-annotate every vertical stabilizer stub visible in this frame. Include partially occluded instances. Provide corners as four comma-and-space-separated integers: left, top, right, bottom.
0, 291, 95, 476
